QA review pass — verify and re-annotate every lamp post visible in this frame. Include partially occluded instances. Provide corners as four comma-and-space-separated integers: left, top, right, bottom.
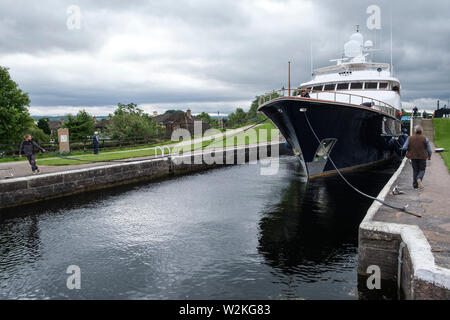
288, 61, 291, 97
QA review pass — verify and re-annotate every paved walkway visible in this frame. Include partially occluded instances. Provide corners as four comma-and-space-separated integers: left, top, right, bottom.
373, 142, 450, 269
0, 127, 283, 179
0, 125, 254, 179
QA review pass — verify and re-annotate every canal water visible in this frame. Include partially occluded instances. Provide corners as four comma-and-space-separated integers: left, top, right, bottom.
0, 156, 398, 299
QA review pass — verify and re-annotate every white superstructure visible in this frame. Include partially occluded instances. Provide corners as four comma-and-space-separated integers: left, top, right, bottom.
299, 31, 402, 110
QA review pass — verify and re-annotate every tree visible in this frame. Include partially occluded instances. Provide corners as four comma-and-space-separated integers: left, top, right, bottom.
227, 108, 248, 127
0, 66, 34, 144
164, 109, 184, 114
107, 103, 160, 140
37, 117, 51, 135
226, 93, 278, 128
196, 112, 212, 123
64, 110, 95, 141
28, 125, 50, 143
196, 112, 219, 128
246, 96, 268, 124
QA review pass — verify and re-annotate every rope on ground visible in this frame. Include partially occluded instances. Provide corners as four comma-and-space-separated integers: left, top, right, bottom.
302, 111, 422, 218
200, 118, 269, 151
45, 152, 169, 164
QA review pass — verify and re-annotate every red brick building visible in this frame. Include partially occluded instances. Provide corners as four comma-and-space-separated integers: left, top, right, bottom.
153, 109, 210, 139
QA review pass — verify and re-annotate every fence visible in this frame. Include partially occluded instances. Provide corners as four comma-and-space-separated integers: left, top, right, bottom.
258, 88, 398, 118
0, 135, 165, 158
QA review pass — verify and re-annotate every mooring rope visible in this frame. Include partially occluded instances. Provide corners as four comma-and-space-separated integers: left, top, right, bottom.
302, 111, 422, 218
29, 118, 270, 165
200, 118, 269, 151
0, 119, 271, 182
45, 152, 160, 164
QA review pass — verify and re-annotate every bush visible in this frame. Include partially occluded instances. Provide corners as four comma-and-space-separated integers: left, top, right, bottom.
37, 117, 51, 135
64, 110, 95, 141
27, 125, 50, 144
107, 103, 161, 140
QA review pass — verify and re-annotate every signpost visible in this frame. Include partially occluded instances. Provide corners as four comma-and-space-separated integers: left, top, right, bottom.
58, 128, 70, 154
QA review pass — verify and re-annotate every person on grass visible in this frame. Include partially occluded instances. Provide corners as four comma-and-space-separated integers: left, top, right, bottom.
18, 134, 46, 174
93, 131, 100, 155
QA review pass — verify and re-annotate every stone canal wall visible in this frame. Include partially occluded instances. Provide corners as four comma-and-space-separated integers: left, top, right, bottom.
0, 142, 288, 210
358, 158, 450, 299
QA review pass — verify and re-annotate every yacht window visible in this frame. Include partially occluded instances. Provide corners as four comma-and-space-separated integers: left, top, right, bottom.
379, 82, 388, 89
350, 82, 363, 89
365, 82, 378, 89
324, 84, 336, 91
313, 85, 323, 91
336, 83, 349, 90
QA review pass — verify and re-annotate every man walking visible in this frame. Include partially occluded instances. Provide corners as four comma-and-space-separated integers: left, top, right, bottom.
93, 131, 100, 155
19, 134, 46, 174
413, 106, 418, 118
402, 125, 432, 189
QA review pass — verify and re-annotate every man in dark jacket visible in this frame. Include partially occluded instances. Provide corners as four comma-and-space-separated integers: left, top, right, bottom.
402, 125, 432, 189
93, 131, 100, 154
19, 134, 46, 174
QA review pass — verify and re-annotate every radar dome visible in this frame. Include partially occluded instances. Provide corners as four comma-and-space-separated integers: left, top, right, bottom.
349, 32, 364, 45
344, 39, 362, 58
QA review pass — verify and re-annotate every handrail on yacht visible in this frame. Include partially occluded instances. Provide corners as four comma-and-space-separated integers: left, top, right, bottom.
258, 88, 398, 118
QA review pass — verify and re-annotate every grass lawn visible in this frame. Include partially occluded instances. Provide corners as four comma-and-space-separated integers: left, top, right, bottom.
38, 148, 166, 166
0, 139, 175, 163
207, 121, 278, 148
37, 122, 278, 166
433, 118, 450, 171
0, 124, 251, 163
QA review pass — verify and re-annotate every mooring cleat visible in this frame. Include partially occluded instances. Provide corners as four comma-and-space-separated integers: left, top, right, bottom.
392, 185, 404, 195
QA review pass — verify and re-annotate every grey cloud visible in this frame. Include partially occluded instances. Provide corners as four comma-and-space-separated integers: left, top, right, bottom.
0, 0, 449, 113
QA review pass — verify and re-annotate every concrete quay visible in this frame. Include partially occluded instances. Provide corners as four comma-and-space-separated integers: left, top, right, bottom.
358, 142, 450, 299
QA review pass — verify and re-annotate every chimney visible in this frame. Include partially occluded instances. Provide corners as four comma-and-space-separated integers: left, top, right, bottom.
186, 109, 192, 119
93, 116, 97, 123
153, 111, 158, 117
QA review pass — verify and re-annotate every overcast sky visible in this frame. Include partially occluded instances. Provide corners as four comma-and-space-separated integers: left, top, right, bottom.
1, 0, 449, 115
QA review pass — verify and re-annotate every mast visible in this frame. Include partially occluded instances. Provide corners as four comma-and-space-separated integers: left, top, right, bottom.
390, 5, 393, 75
288, 61, 291, 96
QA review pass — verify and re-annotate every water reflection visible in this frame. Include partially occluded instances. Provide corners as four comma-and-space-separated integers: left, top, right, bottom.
0, 156, 398, 299
258, 161, 399, 298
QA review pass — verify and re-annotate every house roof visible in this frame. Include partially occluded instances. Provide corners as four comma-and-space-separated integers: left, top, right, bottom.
153, 113, 203, 124
95, 119, 110, 129
48, 120, 64, 130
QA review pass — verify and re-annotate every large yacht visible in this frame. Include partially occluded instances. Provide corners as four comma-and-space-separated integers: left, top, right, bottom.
258, 29, 402, 179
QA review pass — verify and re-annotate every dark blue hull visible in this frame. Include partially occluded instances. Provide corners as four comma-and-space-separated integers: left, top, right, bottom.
259, 97, 401, 178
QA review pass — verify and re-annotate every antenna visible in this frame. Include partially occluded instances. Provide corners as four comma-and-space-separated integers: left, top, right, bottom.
288, 61, 291, 96
390, 4, 393, 75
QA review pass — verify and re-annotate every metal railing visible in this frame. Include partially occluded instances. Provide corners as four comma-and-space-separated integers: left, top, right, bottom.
258, 88, 398, 118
